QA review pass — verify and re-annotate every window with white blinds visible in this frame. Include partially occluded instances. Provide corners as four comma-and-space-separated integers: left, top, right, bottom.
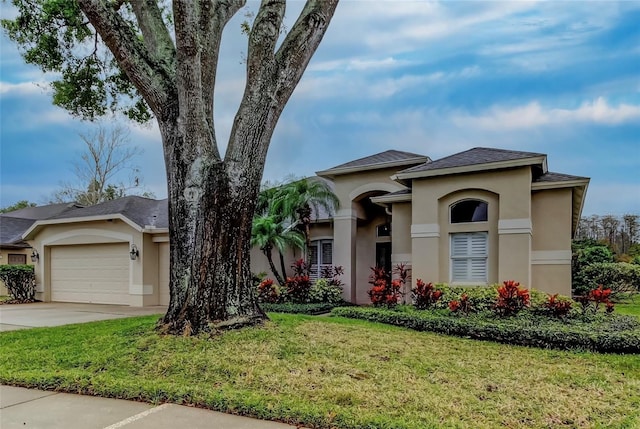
450, 232, 488, 283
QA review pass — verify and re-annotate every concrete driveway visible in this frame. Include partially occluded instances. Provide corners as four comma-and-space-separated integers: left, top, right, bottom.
0, 302, 166, 332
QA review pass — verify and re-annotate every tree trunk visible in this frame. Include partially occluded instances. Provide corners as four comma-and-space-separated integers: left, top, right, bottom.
264, 245, 286, 286
279, 251, 288, 283
158, 119, 266, 335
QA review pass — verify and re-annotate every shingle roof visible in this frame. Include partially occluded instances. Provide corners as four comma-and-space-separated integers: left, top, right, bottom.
1, 202, 82, 247
398, 147, 545, 175
50, 196, 168, 228
0, 216, 36, 247
1, 202, 81, 220
534, 172, 589, 183
318, 150, 428, 176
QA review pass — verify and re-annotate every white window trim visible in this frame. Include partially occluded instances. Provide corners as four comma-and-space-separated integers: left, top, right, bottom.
449, 198, 489, 224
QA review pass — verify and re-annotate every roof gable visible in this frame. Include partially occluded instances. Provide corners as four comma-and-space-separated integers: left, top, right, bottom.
317, 150, 429, 178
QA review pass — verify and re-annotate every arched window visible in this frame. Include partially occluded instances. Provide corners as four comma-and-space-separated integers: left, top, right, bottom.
451, 199, 488, 223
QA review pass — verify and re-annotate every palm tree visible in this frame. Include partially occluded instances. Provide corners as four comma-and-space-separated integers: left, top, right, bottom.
273, 177, 340, 263
251, 215, 305, 285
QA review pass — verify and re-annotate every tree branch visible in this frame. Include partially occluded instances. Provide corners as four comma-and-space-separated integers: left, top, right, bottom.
77, 0, 175, 118
200, 0, 246, 140
273, 0, 339, 106
129, 0, 176, 69
246, 0, 285, 82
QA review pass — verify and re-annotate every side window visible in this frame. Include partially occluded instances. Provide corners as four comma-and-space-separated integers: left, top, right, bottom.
8, 254, 27, 265
451, 199, 488, 223
377, 223, 391, 237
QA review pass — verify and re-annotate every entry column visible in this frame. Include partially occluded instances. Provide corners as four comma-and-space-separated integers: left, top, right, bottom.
333, 208, 357, 302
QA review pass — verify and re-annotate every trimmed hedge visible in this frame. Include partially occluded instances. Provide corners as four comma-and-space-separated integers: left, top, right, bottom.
0, 264, 35, 302
331, 306, 640, 353
260, 302, 340, 315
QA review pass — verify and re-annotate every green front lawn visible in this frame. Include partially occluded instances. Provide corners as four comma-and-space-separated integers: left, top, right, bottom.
617, 302, 640, 318
1, 314, 639, 429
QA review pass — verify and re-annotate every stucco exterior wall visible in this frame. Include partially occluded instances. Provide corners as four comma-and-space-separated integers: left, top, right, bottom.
531, 188, 573, 295
411, 167, 533, 288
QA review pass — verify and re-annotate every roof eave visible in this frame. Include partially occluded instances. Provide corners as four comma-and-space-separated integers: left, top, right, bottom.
23, 214, 144, 240
395, 156, 547, 181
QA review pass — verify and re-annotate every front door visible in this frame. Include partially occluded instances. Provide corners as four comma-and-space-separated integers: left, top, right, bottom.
376, 242, 392, 274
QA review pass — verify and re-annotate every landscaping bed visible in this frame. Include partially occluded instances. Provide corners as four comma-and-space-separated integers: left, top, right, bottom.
260, 302, 339, 315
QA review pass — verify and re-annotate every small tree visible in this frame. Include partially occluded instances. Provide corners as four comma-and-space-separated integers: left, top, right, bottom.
52, 125, 150, 205
0, 265, 36, 302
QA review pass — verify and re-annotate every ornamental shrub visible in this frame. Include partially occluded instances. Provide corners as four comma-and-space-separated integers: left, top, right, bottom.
412, 279, 443, 310
283, 259, 313, 303
367, 266, 401, 307
494, 280, 530, 317
332, 306, 640, 353
449, 293, 472, 314
543, 294, 573, 318
0, 265, 36, 302
309, 278, 343, 304
256, 278, 280, 303
580, 262, 640, 297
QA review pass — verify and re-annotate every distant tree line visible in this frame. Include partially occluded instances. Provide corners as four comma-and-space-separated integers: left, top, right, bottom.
575, 214, 639, 258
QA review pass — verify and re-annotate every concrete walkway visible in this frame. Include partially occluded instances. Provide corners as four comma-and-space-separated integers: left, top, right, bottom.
0, 302, 166, 332
0, 386, 298, 429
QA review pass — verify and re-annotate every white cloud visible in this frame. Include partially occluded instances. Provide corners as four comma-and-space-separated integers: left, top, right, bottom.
452, 98, 640, 130
0, 81, 50, 96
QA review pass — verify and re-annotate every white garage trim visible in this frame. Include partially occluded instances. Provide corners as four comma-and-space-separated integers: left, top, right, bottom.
41, 228, 133, 246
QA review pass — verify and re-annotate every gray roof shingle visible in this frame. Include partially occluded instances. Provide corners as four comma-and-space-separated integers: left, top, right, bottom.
0, 216, 36, 247
320, 150, 428, 174
50, 196, 168, 228
1, 202, 82, 220
1, 202, 82, 247
398, 147, 545, 175
534, 172, 589, 183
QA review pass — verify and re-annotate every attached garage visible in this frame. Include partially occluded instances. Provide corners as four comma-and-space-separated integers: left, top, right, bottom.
50, 243, 130, 305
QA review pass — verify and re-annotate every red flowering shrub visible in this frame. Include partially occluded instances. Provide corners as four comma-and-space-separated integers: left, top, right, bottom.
544, 294, 572, 318
449, 293, 472, 314
494, 280, 530, 316
412, 279, 443, 310
589, 285, 612, 309
257, 278, 280, 303
285, 259, 313, 303
577, 285, 615, 314
367, 267, 400, 307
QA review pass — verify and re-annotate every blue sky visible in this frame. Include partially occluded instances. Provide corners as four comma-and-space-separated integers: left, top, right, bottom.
1, 1, 639, 215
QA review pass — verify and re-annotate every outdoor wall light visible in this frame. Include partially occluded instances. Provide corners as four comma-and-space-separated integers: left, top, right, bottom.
129, 244, 139, 261
31, 249, 39, 263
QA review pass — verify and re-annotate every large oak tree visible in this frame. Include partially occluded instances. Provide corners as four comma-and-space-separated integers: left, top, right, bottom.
3, 0, 339, 334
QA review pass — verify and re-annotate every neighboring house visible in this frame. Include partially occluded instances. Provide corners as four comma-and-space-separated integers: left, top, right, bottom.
22, 147, 588, 306
0, 203, 81, 295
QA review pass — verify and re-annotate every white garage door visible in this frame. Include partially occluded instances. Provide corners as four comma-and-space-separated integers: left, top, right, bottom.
50, 243, 130, 305
158, 242, 170, 306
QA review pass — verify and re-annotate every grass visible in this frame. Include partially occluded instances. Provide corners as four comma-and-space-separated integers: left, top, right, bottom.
1, 314, 639, 429
616, 302, 640, 318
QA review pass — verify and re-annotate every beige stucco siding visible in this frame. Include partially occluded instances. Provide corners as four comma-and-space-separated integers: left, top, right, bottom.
332, 168, 407, 209
530, 188, 573, 295
411, 167, 532, 287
